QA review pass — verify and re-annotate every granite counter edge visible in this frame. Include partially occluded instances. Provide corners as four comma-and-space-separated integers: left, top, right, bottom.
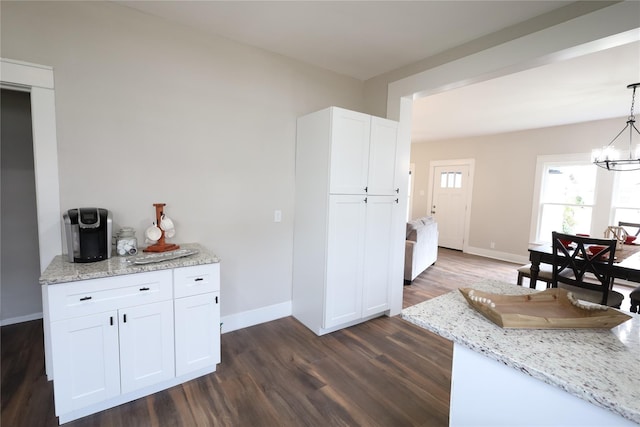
401, 308, 640, 425
39, 243, 219, 286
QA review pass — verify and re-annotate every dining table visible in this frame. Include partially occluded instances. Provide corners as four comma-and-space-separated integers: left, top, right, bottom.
527, 242, 640, 287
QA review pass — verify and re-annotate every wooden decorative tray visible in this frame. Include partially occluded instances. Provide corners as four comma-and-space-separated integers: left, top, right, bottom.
459, 288, 632, 329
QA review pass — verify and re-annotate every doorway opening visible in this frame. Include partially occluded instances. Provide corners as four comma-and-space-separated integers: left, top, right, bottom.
1, 59, 62, 331
1, 89, 41, 324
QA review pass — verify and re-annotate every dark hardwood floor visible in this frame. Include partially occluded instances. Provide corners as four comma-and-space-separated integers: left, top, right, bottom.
0, 249, 528, 427
402, 248, 520, 309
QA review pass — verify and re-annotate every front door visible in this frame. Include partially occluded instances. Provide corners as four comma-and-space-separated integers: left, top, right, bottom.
431, 164, 470, 250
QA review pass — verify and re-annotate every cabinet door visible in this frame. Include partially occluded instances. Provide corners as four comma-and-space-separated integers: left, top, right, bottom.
329, 108, 371, 195
119, 300, 175, 394
362, 196, 399, 317
50, 311, 120, 415
325, 195, 366, 328
175, 292, 220, 376
367, 117, 399, 195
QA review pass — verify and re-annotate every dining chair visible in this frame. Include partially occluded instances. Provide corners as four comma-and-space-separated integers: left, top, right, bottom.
631, 286, 640, 313
516, 264, 554, 289
618, 221, 640, 237
551, 232, 624, 308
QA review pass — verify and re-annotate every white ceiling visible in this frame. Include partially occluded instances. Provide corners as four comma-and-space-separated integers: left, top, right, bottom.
412, 41, 640, 141
117, 1, 640, 141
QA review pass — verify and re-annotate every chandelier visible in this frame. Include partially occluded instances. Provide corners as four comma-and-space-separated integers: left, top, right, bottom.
592, 83, 640, 171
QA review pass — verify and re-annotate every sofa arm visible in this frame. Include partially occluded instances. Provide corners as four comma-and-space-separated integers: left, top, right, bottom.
404, 240, 416, 282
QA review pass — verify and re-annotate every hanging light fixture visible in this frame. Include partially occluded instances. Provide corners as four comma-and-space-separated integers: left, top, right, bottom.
592, 82, 640, 171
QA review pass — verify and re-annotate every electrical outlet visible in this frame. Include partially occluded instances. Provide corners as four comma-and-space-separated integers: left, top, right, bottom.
274, 210, 282, 223
490, 241, 496, 249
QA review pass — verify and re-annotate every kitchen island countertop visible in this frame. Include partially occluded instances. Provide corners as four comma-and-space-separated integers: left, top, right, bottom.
40, 243, 218, 285
402, 279, 640, 425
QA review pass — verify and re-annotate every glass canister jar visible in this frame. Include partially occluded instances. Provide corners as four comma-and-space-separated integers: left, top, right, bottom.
116, 227, 138, 256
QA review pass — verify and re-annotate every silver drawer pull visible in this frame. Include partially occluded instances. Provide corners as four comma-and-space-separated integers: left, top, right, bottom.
139, 287, 150, 291
79, 296, 92, 301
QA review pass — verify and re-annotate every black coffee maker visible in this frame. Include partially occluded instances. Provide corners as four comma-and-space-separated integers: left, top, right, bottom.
63, 208, 112, 263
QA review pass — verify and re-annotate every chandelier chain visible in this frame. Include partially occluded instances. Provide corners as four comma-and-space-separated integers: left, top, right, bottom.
630, 84, 636, 119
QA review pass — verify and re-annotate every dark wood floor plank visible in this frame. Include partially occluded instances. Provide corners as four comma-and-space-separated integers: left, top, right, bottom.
3, 248, 524, 426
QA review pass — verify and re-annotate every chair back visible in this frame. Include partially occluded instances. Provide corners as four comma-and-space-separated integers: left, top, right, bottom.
551, 232, 617, 305
618, 221, 640, 237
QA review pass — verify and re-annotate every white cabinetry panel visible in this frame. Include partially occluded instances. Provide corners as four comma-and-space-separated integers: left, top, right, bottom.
362, 196, 398, 316
44, 261, 220, 423
293, 106, 401, 335
368, 117, 399, 195
328, 108, 399, 196
329, 108, 371, 195
174, 263, 219, 298
50, 311, 120, 415
119, 300, 175, 394
325, 195, 366, 328
47, 270, 172, 322
175, 292, 220, 376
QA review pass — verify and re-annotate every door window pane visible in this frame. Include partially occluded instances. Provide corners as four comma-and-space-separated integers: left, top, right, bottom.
440, 171, 462, 189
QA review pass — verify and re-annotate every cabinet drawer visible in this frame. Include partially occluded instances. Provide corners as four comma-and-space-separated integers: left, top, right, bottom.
174, 264, 219, 298
47, 270, 173, 322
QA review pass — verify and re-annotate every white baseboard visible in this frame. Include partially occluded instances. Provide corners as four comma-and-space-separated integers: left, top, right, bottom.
0, 312, 43, 327
464, 246, 529, 265
221, 300, 292, 334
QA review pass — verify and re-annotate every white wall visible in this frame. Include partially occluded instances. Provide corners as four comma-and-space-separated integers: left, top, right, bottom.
410, 117, 626, 261
362, 1, 617, 117
0, 1, 364, 325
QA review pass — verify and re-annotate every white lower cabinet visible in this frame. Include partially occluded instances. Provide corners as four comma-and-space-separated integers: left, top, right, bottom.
295, 194, 398, 335
50, 311, 121, 414
174, 292, 220, 376
44, 263, 220, 424
51, 300, 175, 414
173, 263, 221, 377
326, 195, 398, 326
325, 195, 366, 328
119, 300, 175, 394
362, 195, 398, 317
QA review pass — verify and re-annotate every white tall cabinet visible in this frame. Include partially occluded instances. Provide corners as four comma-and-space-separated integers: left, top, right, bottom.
293, 107, 402, 335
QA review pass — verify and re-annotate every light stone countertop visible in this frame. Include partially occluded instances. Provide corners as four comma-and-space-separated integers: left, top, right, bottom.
402, 280, 640, 425
40, 243, 219, 285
